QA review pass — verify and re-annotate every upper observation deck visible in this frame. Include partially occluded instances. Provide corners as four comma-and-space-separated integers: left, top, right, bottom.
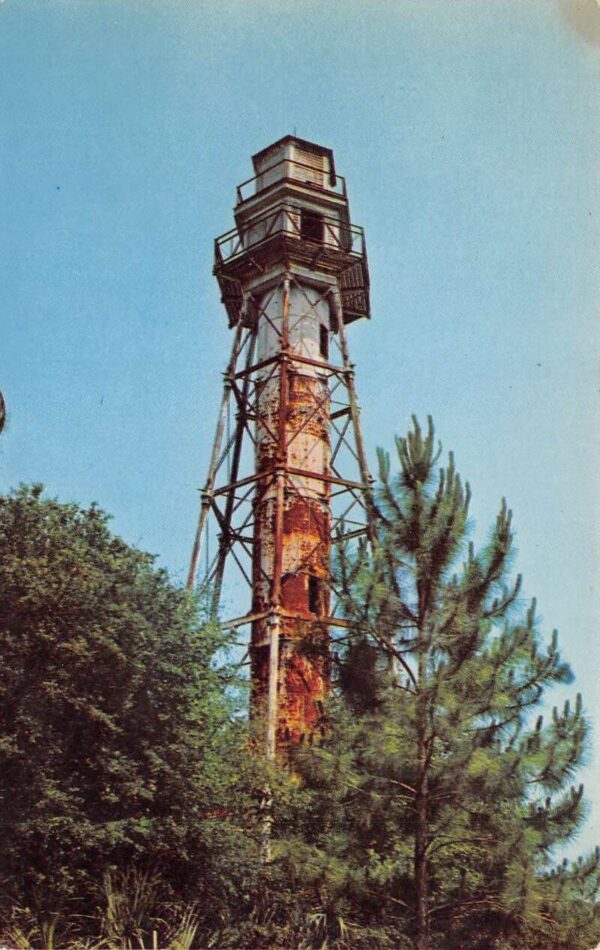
213, 136, 370, 327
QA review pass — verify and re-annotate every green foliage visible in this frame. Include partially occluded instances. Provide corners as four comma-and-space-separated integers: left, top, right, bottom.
0, 485, 261, 943
276, 417, 600, 949
1, 418, 598, 950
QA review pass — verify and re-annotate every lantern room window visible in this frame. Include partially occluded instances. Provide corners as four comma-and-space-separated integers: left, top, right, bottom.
300, 210, 324, 242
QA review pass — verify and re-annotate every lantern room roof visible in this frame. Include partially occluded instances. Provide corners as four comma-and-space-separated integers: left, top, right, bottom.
251, 136, 337, 186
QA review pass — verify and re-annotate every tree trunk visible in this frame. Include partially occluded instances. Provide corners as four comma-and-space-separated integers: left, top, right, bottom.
415, 735, 429, 949
415, 584, 429, 950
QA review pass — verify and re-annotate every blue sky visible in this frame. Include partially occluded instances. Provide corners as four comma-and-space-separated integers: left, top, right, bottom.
1, 0, 599, 856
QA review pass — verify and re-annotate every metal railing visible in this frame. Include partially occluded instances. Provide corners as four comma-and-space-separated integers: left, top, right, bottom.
215, 204, 365, 267
236, 158, 346, 204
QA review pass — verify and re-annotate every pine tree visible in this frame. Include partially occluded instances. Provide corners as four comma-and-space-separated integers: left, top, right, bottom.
283, 417, 599, 949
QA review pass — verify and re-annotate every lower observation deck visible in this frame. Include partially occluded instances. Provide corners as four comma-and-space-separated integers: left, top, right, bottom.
214, 202, 370, 327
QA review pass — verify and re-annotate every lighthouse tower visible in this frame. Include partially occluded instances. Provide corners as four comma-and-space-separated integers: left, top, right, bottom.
188, 137, 373, 756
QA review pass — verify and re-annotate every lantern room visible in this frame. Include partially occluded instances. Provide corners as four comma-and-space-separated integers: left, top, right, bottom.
213, 136, 371, 328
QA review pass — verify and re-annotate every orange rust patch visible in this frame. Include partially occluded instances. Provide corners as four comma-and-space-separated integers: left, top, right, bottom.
287, 374, 329, 440
281, 572, 306, 612
251, 362, 332, 748
278, 638, 330, 745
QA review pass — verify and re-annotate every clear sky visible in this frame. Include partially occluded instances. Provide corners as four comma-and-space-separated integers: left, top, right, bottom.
1, 0, 598, 857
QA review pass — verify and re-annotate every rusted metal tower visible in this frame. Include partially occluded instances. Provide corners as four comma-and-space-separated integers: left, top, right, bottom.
188, 136, 373, 757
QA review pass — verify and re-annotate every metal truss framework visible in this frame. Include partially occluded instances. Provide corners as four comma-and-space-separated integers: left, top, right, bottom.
187, 271, 375, 752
